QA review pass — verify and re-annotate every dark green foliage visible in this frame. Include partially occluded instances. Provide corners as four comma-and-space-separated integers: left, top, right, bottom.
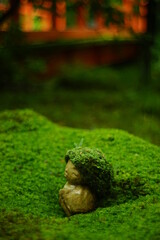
0, 63, 160, 146
0, 109, 160, 239
65, 147, 113, 198
0, 43, 46, 90
152, 34, 160, 90
0, 23, 46, 90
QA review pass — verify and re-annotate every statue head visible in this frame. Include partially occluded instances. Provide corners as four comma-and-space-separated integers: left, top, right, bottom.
64, 160, 83, 185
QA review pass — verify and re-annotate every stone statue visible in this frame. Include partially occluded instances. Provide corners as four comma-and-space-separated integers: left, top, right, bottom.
59, 147, 113, 216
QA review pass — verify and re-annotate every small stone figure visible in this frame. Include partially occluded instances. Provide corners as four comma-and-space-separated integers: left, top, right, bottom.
59, 147, 113, 216
59, 160, 96, 216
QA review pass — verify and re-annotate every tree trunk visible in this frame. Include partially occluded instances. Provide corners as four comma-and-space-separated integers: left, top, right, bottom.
0, 0, 20, 26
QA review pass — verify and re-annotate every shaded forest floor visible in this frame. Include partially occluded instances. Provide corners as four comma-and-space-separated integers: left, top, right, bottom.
0, 63, 160, 146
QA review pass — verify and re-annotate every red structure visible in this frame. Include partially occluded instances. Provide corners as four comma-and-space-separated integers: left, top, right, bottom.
0, 1, 149, 76
0, 0, 148, 36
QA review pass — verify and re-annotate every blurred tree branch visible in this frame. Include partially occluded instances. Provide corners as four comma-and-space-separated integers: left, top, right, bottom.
0, 0, 20, 25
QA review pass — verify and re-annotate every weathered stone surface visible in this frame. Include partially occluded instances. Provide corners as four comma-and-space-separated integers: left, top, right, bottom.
59, 160, 96, 216
59, 182, 96, 216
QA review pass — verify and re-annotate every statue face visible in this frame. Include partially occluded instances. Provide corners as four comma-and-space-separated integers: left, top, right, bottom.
64, 160, 83, 184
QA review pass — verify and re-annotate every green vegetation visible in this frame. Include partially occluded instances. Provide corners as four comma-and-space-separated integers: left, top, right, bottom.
0, 109, 160, 239
65, 147, 113, 198
0, 22, 160, 147
0, 63, 159, 146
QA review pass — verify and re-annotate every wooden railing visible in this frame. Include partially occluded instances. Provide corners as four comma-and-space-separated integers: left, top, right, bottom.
0, 0, 148, 35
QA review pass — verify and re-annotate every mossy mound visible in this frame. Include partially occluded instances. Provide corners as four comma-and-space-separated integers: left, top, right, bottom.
65, 147, 113, 198
0, 109, 53, 133
0, 109, 160, 240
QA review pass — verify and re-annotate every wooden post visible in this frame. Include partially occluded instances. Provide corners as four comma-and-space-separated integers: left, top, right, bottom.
19, 1, 33, 31
77, 4, 87, 28
55, 0, 66, 31
139, 0, 148, 33
95, 11, 105, 29
122, 0, 134, 30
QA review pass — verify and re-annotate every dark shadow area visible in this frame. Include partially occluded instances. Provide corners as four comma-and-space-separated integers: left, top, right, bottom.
99, 174, 151, 208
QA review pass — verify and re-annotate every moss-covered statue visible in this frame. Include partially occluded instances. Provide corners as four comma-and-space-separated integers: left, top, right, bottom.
59, 147, 113, 216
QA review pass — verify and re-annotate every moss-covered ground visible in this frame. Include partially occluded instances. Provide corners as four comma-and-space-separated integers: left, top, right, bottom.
0, 109, 160, 240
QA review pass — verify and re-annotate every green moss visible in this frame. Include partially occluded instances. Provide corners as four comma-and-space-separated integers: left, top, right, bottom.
0, 109, 160, 239
0, 109, 53, 133
65, 147, 113, 198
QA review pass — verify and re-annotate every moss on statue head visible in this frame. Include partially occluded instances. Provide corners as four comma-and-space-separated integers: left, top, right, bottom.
65, 147, 113, 198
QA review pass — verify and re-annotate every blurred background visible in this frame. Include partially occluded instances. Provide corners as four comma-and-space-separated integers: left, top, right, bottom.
0, 0, 160, 145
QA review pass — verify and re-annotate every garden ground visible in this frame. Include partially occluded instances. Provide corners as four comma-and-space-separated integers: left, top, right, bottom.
0, 109, 160, 240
